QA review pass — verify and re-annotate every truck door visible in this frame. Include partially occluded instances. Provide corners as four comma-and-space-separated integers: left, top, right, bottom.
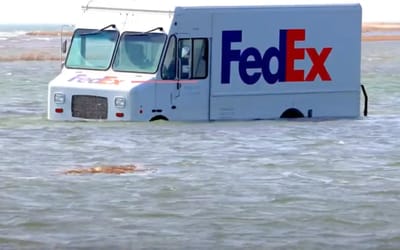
159, 35, 210, 120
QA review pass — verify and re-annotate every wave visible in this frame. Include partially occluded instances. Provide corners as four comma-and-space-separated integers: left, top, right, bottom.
0, 31, 26, 39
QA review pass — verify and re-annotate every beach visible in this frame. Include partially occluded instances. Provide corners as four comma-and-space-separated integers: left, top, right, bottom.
362, 22, 400, 41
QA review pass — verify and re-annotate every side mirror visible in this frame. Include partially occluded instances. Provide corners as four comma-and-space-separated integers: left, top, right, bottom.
61, 40, 68, 54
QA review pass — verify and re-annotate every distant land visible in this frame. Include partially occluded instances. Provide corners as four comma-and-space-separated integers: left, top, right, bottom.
21, 22, 400, 42
362, 22, 400, 41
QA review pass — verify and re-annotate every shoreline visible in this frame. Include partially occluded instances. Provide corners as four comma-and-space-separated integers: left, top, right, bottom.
362, 22, 400, 41
25, 23, 400, 42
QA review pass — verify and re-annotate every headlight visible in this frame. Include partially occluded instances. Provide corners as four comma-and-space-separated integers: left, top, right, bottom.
114, 96, 126, 109
54, 93, 65, 104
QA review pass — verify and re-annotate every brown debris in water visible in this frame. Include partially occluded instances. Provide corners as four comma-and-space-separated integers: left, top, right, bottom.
64, 165, 138, 175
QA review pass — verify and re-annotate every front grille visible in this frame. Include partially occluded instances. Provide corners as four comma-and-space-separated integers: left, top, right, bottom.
72, 95, 108, 119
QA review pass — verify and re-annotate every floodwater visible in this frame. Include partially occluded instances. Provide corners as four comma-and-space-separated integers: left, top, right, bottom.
0, 25, 400, 249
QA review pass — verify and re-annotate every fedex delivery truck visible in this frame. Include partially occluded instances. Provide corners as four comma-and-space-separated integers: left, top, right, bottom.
48, 2, 366, 121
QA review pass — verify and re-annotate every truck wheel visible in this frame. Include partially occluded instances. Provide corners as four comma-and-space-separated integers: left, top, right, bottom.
150, 115, 169, 122
280, 108, 304, 119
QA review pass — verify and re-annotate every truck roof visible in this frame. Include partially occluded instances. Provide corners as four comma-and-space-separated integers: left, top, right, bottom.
76, 1, 361, 33
82, 0, 289, 12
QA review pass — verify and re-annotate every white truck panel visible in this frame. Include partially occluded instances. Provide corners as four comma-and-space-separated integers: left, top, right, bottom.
48, 3, 363, 122
193, 4, 362, 119
206, 5, 361, 95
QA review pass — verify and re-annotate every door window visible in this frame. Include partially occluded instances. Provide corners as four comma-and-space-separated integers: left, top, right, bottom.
161, 37, 208, 80
178, 38, 208, 79
192, 39, 208, 79
161, 36, 177, 80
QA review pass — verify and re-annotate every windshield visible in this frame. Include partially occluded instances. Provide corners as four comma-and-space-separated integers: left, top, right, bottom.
65, 29, 119, 70
113, 32, 167, 73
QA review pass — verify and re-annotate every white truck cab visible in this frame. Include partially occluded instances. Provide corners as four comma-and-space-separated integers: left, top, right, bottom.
48, 1, 365, 121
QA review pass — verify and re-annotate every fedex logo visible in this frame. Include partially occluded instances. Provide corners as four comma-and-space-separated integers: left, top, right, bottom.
68, 74, 122, 85
221, 29, 332, 85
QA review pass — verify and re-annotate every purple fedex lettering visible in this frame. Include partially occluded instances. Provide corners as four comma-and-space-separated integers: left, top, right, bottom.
68, 74, 122, 85
221, 29, 332, 85
68, 74, 89, 83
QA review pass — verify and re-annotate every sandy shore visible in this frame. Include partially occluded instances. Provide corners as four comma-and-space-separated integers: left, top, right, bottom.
362, 23, 400, 41
25, 31, 73, 36
21, 23, 400, 42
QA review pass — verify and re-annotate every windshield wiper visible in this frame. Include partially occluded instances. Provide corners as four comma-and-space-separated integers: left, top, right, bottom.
100, 24, 117, 31
80, 24, 118, 36
144, 27, 164, 33
123, 27, 165, 38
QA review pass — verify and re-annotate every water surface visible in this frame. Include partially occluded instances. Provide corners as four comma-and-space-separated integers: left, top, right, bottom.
0, 27, 400, 249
